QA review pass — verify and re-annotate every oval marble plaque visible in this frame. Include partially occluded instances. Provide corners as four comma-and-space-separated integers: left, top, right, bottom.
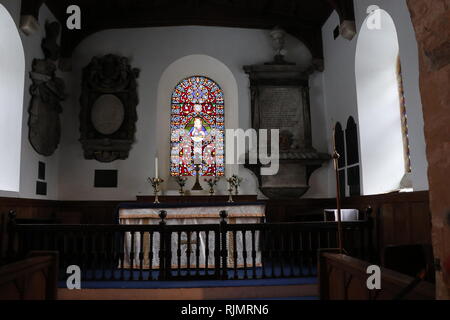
91, 94, 125, 135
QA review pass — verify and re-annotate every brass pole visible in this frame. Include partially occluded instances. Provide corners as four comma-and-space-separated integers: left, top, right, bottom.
192, 164, 204, 191
332, 124, 344, 254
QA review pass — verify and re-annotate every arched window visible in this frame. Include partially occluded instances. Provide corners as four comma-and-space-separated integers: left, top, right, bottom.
334, 118, 361, 197
0, 5, 25, 192
334, 122, 346, 198
170, 76, 225, 177
355, 8, 409, 195
345, 117, 361, 196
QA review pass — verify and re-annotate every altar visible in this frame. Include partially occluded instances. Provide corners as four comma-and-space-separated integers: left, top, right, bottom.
118, 202, 266, 269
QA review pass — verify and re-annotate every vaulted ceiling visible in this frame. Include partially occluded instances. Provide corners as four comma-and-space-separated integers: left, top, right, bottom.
21, 0, 355, 61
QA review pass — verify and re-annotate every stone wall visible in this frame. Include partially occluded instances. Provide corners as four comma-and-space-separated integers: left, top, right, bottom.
406, 0, 450, 300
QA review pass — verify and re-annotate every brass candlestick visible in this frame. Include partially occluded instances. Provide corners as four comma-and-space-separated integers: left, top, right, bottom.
227, 178, 234, 203
148, 177, 164, 204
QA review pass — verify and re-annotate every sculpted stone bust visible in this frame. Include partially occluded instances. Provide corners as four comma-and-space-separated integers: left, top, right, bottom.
41, 21, 61, 61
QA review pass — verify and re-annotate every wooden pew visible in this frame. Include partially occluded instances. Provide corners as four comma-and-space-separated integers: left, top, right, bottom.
0, 251, 58, 300
319, 251, 435, 300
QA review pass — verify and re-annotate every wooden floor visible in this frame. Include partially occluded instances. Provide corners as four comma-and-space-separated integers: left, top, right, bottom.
58, 284, 318, 300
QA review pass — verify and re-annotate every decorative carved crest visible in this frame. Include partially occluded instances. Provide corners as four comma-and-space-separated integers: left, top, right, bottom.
79, 54, 140, 162
28, 21, 66, 156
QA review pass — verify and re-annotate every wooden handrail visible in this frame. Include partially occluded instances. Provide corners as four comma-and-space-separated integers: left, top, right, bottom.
12, 220, 370, 231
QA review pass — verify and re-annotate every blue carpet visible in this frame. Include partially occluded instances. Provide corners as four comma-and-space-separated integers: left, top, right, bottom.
59, 277, 317, 289
58, 267, 317, 289
236, 296, 319, 301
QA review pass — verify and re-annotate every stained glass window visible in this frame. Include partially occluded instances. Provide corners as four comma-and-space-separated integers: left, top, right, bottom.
170, 76, 224, 177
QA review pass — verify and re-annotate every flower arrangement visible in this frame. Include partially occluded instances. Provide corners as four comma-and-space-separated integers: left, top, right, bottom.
175, 176, 188, 195
228, 175, 243, 195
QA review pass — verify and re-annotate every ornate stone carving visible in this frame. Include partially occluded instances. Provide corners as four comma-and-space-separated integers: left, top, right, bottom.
28, 21, 66, 156
79, 54, 140, 162
243, 61, 330, 199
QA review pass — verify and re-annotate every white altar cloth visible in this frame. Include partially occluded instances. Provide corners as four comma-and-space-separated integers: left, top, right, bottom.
118, 203, 266, 269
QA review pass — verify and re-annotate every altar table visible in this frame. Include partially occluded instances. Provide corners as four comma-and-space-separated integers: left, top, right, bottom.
118, 202, 266, 269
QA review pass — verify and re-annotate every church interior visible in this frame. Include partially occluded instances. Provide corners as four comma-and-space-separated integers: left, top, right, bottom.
0, 0, 449, 302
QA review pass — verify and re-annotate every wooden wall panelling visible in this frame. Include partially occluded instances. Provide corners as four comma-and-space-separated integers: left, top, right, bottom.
393, 202, 412, 244
381, 204, 395, 249
411, 202, 432, 244
342, 191, 432, 261
56, 201, 123, 224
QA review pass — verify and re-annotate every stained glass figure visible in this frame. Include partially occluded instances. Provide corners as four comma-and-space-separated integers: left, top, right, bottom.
170, 76, 224, 177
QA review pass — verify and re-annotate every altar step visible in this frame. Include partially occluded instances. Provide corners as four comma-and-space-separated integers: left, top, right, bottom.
58, 276, 318, 300
58, 283, 318, 300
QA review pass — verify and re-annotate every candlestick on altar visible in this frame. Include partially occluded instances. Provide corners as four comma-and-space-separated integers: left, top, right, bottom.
227, 177, 234, 203
155, 157, 159, 179
148, 177, 164, 204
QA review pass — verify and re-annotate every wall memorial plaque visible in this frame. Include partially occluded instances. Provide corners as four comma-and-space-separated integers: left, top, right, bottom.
258, 86, 305, 150
91, 94, 125, 135
80, 54, 140, 162
28, 22, 66, 157
244, 60, 330, 199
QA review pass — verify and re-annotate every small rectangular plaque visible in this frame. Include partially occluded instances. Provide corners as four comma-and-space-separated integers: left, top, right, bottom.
94, 170, 118, 188
36, 181, 47, 196
38, 161, 46, 180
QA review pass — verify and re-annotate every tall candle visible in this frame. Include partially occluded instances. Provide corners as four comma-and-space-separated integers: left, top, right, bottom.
155, 157, 159, 179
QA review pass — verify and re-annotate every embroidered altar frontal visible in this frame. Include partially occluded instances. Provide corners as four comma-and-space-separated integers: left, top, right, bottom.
118, 203, 266, 269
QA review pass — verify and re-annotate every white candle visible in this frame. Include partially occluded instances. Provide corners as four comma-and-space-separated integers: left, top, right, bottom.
155, 157, 159, 179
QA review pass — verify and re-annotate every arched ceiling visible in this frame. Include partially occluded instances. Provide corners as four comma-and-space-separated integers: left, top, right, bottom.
21, 0, 355, 61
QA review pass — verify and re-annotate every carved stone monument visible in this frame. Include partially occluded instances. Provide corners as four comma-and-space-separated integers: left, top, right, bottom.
79, 54, 140, 162
244, 28, 330, 199
28, 22, 66, 156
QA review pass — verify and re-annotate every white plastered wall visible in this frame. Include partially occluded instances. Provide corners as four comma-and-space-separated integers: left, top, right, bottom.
320, 0, 429, 197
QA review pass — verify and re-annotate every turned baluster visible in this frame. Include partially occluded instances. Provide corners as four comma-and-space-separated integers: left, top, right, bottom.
204, 230, 210, 276
177, 231, 182, 276
242, 229, 248, 279
219, 210, 228, 280
158, 210, 167, 280
195, 231, 200, 276
139, 231, 144, 280
232, 230, 238, 279
148, 231, 154, 280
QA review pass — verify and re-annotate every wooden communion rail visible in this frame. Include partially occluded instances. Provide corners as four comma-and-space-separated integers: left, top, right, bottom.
5, 210, 375, 282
